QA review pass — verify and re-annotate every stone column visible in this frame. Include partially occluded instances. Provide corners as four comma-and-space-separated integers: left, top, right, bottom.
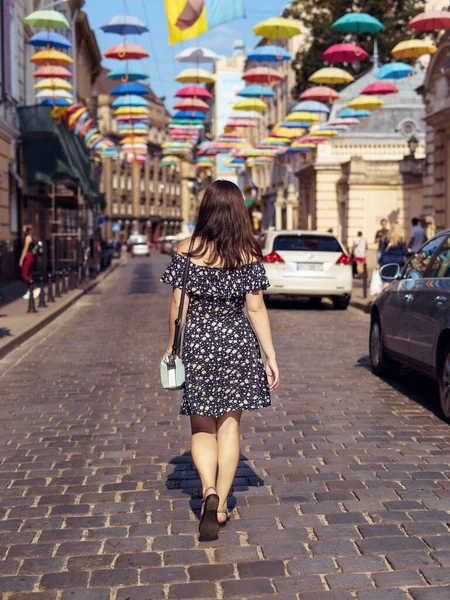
285, 183, 298, 231
274, 187, 285, 231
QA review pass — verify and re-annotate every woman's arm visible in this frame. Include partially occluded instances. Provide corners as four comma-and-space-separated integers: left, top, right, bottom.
19, 236, 31, 267
164, 287, 190, 357
246, 290, 279, 391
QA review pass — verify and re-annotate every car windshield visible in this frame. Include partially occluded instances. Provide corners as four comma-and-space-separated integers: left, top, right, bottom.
273, 235, 342, 252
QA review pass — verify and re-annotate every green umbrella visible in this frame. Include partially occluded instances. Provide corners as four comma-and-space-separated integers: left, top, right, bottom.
332, 13, 383, 34
24, 9, 71, 30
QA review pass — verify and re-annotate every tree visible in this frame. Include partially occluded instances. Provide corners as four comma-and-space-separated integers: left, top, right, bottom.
289, 0, 426, 97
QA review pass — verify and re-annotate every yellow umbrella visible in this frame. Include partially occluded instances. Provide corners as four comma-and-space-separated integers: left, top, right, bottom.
263, 136, 291, 143
31, 49, 74, 66
291, 142, 316, 148
271, 126, 306, 139
34, 77, 73, 91
347, 95, 385, 110
392, 39, 436, 60
232, 98, 268, 112
114, 106, 150, 116
285, 112, 320, 123
120, 136, 148, 145
310, 128, 339, 137
175, 68, 216, 84
309, 67, 354, 85
252, 17, 301, 40
68, 108, 88, 128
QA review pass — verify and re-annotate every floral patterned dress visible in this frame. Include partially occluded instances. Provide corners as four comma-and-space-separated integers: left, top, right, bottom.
161, 255, 271, 417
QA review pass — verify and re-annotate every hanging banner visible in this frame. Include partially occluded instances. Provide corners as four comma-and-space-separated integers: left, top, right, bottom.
164, 0, 245, 45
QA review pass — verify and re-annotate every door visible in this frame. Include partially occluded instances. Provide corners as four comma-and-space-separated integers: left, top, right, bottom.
408, 236, 450, 369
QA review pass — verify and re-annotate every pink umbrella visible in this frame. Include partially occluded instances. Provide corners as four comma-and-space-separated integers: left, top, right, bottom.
173, 97, 210, 112
321, 43, 368, 64
361, 82, 399, 95
175, 85, 213, 99
242, 67, 285, 84
300, 86, 340, 102
409, 10, 450, 32
218, 130, 244, 139
225, 118, 257, 128
328, 118, 360, 126
104, 42, 149, 60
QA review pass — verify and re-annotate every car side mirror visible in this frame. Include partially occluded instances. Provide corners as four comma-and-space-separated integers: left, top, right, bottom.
380, 263, 401, 282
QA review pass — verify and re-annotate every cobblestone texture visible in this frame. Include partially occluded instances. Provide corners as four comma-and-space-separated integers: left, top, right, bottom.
0, 255, 450, 599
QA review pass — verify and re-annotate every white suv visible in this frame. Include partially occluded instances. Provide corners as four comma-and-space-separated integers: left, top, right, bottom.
261, 230, 352, 310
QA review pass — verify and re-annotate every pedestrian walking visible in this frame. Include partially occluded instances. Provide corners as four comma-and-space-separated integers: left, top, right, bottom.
19, 224, 40, 300
352, 231, 367, 277
160, 180, 279, 540
375, 219, 389, 265
379, 223, 409, 288
408, 217, 427, 254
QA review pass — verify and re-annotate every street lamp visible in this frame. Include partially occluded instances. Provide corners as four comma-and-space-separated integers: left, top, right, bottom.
408, 135, 419, 157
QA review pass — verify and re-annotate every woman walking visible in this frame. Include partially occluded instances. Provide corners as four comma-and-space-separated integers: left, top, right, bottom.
379, 223, 409, 287
352, 231, 367, 277
19, 224, 40, 300
161, 180, 279, 540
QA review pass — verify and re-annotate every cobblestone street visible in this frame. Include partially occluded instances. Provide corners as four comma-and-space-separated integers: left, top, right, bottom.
1, 255, 450, 600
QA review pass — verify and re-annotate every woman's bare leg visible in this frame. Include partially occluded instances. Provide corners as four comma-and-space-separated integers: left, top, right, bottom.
216, 410, 242, 522
190, 415, 218, 497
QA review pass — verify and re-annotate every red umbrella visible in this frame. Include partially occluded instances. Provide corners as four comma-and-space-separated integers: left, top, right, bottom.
321, 43, 368, 64
242, 67, 285, 84
409, 10, 450, 32
300, 86, 340, 102
361, 82, 399, 96
175, 85, 213, 99
33, 65, 73, 79
173, 97, 210, 112
104, 43, 149, 60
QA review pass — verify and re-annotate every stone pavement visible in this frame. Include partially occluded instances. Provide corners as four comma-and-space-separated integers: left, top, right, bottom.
0, 254, 449, 600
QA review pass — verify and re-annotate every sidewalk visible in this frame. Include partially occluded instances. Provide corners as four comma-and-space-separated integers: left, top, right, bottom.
0, 260, 121, 360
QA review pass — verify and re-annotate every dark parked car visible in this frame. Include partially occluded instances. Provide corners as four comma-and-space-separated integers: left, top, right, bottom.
370, 232, 450, 418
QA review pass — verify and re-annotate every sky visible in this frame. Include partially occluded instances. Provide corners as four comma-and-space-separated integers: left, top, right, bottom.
83, 0, 289, 111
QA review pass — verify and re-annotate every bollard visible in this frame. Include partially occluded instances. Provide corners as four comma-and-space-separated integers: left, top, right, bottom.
47, 273, 55, 302
61, 269, 67, 294
27, 280, 37, 313
55, 272, 61, 298
67, 267, 73, 291
363, 264, 368, 299
38, 276, 47, 308
73, 264, 79, 288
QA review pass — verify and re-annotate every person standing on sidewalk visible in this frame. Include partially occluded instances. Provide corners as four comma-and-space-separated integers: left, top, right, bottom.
375, 219, 389, 265
18, 224, 40, 300
352, 231, 367, 277
161, 180, 279, 540
408, 217, 427, 254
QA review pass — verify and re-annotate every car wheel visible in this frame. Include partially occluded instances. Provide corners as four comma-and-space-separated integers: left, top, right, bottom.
439, 345, 450, 420
370, 317, 401, 377
332, 296, 349, 310
310, 297, 322, 309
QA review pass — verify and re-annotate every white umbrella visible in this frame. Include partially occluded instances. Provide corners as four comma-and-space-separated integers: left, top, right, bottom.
228, 110, 264, 120
36, 88, 73, 99
175, 47, 220, 63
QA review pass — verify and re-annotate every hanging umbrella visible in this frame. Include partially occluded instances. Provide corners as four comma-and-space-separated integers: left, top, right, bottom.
31, 49, 73, 66
104, 43, 149, 61
175, 86, 212, 99
321, 43, 368, 64
328, 118, 360, 126
120, 136, 148, 146
24, 9, 70, 29
375, 62, 414, 80
300, 86, 340, 102
242, 67, 285, 84
36, 88, 72, 99
332, 13, 384, 34
291, 100, 330, 114
41, 98, 72, 106
171, 119, 204, 126
107, 66, 148, 81
110, 82, 149, 96
33, 65, 73, 79
116, 114, 150, 122
285, 111, 320, 123
280, 121, 311, 128
175, 68, 216, 84
347, 95, 385, 110
309, 67, 354, 85
337, 108, 357, 118
270, 125, 306, 139
247, 46, 291, 62
112, 95, 150, 108
175, 47, 219, 63
173, 97, 210, 112
409, 10, 450, 32
27, 31, 72, 50
232, 98, 268, 112
353, 109, 372, 118
114, 106, 150, 116
392, 39, 436, 60
238, 85, 275, 98
68, 109, 88, 128
361, 82, 399, 95
34, 78, 73, 91
309, 128, 339, 137
174, 110, 206, 119
100, 15, 148, 35
225, 118, 257, 128
252, 17, 301, 39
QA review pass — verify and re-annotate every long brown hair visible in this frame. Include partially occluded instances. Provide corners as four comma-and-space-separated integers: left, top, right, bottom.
189, 180, 262, 269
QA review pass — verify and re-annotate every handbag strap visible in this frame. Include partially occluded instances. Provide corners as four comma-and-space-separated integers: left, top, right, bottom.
172, 237, 195, 357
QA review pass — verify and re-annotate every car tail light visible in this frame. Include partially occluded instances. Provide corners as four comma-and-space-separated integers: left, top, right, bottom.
263, 250, 284, 263
337, 253, 351, 265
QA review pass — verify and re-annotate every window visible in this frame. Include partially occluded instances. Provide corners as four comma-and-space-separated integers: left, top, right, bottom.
403, 236, 447, 280
273, 234, 342, 253
112, 172, 118, 189
428, 237, 450, 278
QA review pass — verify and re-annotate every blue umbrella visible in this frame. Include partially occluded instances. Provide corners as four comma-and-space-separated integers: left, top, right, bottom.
286, 147, 312, 153
337, 108, 358, 118
173, 110, 206, 120
27, 31, 72, 49
247, 46, 291, 62
110, 82, 149, 96
238, 85, 275, 99
332, 13, 384, 34
291, 100, 330, 114
40, 98, 72, 106
375, 62, 414, 80
281, 121, 311, 128
107, 66, 148, 82
353, 109, 372, 118
100, 15, 148, 35
319, 124, 348, 131
112, 94, 150, 108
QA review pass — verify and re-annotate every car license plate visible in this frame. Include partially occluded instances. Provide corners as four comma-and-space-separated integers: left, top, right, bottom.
296, 262, 323, 271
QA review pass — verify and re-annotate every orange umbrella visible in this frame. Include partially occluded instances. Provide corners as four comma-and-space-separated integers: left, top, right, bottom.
103, 43, 149, 60
173, 97, 210, 112
31, 49, 73, 66
33, 65, 73, 79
